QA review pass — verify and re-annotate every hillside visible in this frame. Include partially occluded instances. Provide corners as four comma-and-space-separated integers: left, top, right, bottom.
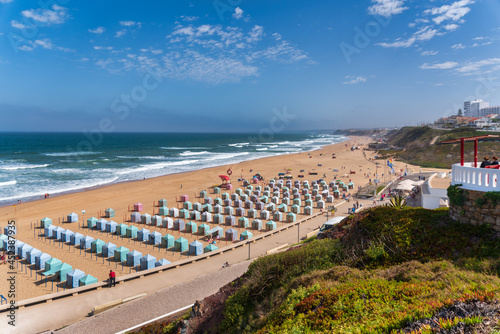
137, 207, 500, 333
378, 126, 500, 168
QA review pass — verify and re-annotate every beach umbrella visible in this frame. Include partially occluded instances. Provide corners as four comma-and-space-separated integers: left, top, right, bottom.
155, 259, 171, 267
140, 254, 156, 270
271, 196, 279, 204
67, 269, 85, 288
189, 241, 203, 256
114, 246, 129, 262
41, 217, 52, 228
161, 234, 175, 248
105, 208, 115, 218
224, 199, 232, 207
202, 204, 213, 212
204, 244, 218, 253
79, 274, 98, 286
127, 250, 142, 266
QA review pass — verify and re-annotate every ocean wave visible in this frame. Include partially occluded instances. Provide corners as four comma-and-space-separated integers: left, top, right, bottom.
204, 152, 250, 161
161, 146, 207, 150
228, 142, 249, 147
44, 151, 101, 157
0, 180, 17, 187
115, 160, 198, 175
179, 151, 210, 156
256, 148, 268, 151
0, 163, 50, 171
117, 155, 166, 160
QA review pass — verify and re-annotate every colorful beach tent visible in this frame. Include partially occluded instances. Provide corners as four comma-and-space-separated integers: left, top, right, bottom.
208, 226, 223, 238
174, 237, 188, 252
43, 258, 62, 276
105, 208, 115, 218
27, 248, 42, 264
162, 217, 173, 228
204, 244, 218, 253
198, 224, 210, 236
141, 213, 152, 225
152, 215, 162, 227
18, 243, 33, 259
116, 223, 128, 236
126, 225, 139, 238
189, 240, 203, 256
58, 263, 73, 282
252, 219, 262, 230
114, 246, 129, 262
134, 202, 143, 211
140, 254, 156, 270
127, 250, 142, 266
266, 221, 277, 231
41, 217, 52, 228
66, 269, 85, 288
241, 230, 253, 240
161, 234, 175, 248
149, 231, 162, 245
107, 221, 118, 233
61, 229, 74, 243
91, 239, 105, 253
169, 207, 179, 217
44, 225, 56, 238
67, 212, 78, 223
155, 258, 171, 267
79, 274, 98, 286
102, 242, 117, 258
80, 236, 94, 249
159, 206, 169, 216
174, 219, 186, 231
70, 233, 84, 246
225, 228, 238, 241
286, 212, 297, 223
137, 228, 150, 242
53, 226, 65, 240
186, 221, 197, 234
97, 219, 108, 231
130, 212, 141, 223
238, 217, 249, 228
35, 253, 51, 270
87, 217, 98, 229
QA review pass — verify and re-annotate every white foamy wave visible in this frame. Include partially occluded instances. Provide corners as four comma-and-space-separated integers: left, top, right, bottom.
161, 147, 207, 150
44, 152, 101, 157
0, 180, 17, 187
204, 152, 250, 161
228, 142, 249, 147
0, 163, 50, 171
115, 160, 198, 175
117, 155, 165, 160
179, 151, 210, 156
0, 177, 119, 203
256, 148, 268, 151
235, 145, 243, 148
268, 145, 278, 148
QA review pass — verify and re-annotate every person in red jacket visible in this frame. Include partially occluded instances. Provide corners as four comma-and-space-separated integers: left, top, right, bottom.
109, 270, 116, 287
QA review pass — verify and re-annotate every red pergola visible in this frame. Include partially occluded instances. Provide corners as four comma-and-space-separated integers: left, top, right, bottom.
440, 135, 499, 167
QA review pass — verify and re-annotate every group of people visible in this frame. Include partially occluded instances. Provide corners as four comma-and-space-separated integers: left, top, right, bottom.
480, 156, 499, 168
205, 234, 220, 244
0, 251, 7, 265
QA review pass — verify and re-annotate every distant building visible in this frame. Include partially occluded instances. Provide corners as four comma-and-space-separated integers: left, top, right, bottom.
467, 116, 495, 129
464, 99, 489, 117
480, 106, 500, 116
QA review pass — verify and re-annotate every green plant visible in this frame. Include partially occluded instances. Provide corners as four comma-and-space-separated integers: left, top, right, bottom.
386, 195, 408, 209
484, 191, 500, 206
475, 197, 487, 208
447, 185, 467, 206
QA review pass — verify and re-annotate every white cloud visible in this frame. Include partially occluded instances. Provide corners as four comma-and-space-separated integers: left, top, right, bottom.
452, 43, 466, 49
424, 0, 474, 25
368, 0, 408, 17
180, 15, 198, 22
342, 76, 367, 85
34, 39, 53, 49
89, 27, 105, 34
421, 50, 439, 56
454, 58, 500, 75
115, 29, 126, 38
473, 36, 485, 40
377, 37, 416, 48
21, 4, 68, 25
420, 61, 459, 70
94, 46, 113, 51
233, 7, 244, 20
444, 23, 459, 31
11, 20, 27, 29
96, 23, 312, 84
119, 20, 141, 28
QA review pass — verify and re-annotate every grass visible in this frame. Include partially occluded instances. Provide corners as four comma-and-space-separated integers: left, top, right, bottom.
216, 207, 500, 333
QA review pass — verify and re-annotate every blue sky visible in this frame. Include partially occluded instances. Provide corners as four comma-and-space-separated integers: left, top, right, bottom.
0, 0, 499, 132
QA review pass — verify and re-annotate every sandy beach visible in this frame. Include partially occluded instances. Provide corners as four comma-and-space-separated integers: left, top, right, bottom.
0, 135, 431, 300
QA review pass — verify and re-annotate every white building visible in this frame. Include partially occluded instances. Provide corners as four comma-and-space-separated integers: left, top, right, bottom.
480, 106, 500, 116
464, 99, 489, 117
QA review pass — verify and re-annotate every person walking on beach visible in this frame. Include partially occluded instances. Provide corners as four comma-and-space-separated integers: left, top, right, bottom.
109, 270, 116, 287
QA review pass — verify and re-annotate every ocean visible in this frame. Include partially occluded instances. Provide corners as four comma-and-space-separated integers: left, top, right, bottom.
0, 132, 347, 206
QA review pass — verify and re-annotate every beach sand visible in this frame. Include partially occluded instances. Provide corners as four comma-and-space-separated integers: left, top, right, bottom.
0, 136, 437, 300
